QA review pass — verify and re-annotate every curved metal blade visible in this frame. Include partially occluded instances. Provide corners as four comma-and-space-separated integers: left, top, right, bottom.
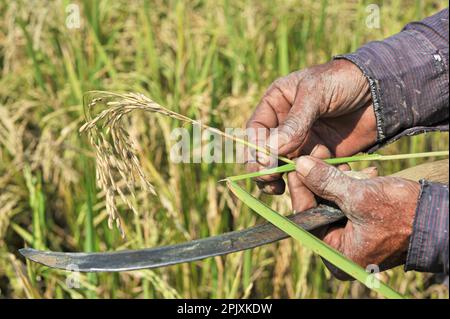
19, 205, 344, 272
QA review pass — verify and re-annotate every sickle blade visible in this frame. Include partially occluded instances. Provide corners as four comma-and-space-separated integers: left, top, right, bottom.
19, 205, 344, 272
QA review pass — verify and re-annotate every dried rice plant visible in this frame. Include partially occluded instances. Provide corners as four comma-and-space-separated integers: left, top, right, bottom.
79, 91, 199, 237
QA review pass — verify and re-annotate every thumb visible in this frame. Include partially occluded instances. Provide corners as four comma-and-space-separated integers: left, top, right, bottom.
295, 156, 355, 205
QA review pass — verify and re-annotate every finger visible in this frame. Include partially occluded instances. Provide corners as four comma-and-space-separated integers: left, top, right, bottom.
256, 179, 286, 195
246, 162, 282, 182
267, 78, 321, 156
245, 122, 271, 168
245, 129, 283, 192
342, 166, 378, 180
289, 129, 321, 158
361, 166, 378, 178
310, 144, 332, 159
246, 161, 285, 194
288, 144, 331, 212
246, 74, 301, 136
337, 163, 351, 171
295, 156, 355, 206
246, 93, 289, 132
245, 149, 281, 177
245, 150, 282, 184
245, 91, 285, 173
287, 171, 316, 212
245, 78, 297, 193
249, 157, 286, 195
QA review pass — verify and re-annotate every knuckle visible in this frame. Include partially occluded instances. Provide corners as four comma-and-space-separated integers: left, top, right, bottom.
300, 70, 321, 88
245, 113, 261, 130
299, 68, 329, 95
264, 77, 285, 97
245, 118, 253, 129
302, 72, 316, 85
279, 113, 302, 138
319, 168, 341, 197
270, 76, 286, 89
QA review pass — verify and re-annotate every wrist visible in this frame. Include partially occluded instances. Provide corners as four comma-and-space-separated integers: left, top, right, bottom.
329, 58, 372, 111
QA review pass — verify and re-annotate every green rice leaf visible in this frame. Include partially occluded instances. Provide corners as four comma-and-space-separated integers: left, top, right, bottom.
228, 151, 449, 182
226, 179, 404, 299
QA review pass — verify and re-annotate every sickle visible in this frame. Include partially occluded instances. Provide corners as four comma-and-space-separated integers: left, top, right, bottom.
20, 159, 448, 272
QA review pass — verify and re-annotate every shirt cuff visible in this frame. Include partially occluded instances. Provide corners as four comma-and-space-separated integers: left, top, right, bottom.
405, 180, 449, 274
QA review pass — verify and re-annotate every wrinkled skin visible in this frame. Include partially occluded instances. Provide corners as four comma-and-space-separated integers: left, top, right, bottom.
296, 156, 420, 280
246, 59, 421, 279
246, 59, 377, 211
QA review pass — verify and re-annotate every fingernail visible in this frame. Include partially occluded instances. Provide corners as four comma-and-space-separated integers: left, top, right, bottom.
366, 167, 378, 173
310, 144, 320, 155
296, 156, 316, 177
364, 166, 378, 177
257, 181, 274, 194
262, 184, 274, 194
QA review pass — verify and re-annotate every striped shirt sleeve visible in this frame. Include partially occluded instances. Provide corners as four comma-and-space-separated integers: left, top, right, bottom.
405, 181, 449, 274
336, 8, 449, 151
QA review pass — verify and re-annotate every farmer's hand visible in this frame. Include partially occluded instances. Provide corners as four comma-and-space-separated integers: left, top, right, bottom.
246, 59, 377, 212
296, 156, 421, 280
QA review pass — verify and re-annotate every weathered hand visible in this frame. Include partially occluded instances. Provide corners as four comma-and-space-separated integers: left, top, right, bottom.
246, 59, 377, 212
296, 156, 421, 280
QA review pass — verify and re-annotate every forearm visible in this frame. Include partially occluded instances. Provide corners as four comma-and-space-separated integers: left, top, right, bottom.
336, 9, 449, 151
405, 181, 449, 274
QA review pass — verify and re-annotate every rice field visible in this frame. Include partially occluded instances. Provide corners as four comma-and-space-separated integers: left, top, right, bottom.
0, 0, 448, 299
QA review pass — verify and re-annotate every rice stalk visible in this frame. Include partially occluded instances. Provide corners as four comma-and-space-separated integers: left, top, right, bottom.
227, 151, 450, 182
79, 91, 289, 236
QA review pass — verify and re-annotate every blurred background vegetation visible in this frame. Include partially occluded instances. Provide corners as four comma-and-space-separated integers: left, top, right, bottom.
0, 0, 448, 299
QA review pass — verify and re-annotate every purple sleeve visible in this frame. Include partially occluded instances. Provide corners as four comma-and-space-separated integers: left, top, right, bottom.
335, 9, 449, 151
405, 181, 449, 274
